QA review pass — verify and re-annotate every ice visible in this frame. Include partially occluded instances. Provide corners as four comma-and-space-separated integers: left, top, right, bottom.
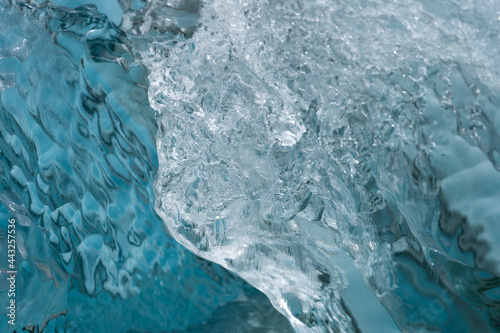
0, 1, 290, 332
1, 0, 500, 331
147, 0, 500, 331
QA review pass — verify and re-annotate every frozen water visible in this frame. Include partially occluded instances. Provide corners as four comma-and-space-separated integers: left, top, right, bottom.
1, 0, 500, 332
148, 0, 500, 332
0, 1, 291, 332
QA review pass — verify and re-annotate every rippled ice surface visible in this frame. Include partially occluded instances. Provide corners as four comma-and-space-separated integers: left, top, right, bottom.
0, 1, 291, 332
1, 0, 500, 332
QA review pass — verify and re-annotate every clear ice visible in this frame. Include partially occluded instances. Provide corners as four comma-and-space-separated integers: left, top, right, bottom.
0, 0, 499, 332
149, 0, 500, 332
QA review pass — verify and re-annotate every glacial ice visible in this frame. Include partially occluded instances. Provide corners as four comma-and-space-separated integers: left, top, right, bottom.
0, 1, 291, 332
147, 0, 500, 332
1, 0, 500, 332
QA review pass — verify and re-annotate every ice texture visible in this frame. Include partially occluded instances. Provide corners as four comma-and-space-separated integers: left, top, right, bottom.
2, 0, 500, 331
0, 1, 291, 332
148, 0, 500, 332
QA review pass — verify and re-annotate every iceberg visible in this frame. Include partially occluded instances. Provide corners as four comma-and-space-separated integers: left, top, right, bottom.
0, 0, 499, 332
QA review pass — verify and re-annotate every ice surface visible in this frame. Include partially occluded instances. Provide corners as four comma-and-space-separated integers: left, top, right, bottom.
147, 0, 500, 331
2, 0, 500, 332
0, 1, 291, 332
